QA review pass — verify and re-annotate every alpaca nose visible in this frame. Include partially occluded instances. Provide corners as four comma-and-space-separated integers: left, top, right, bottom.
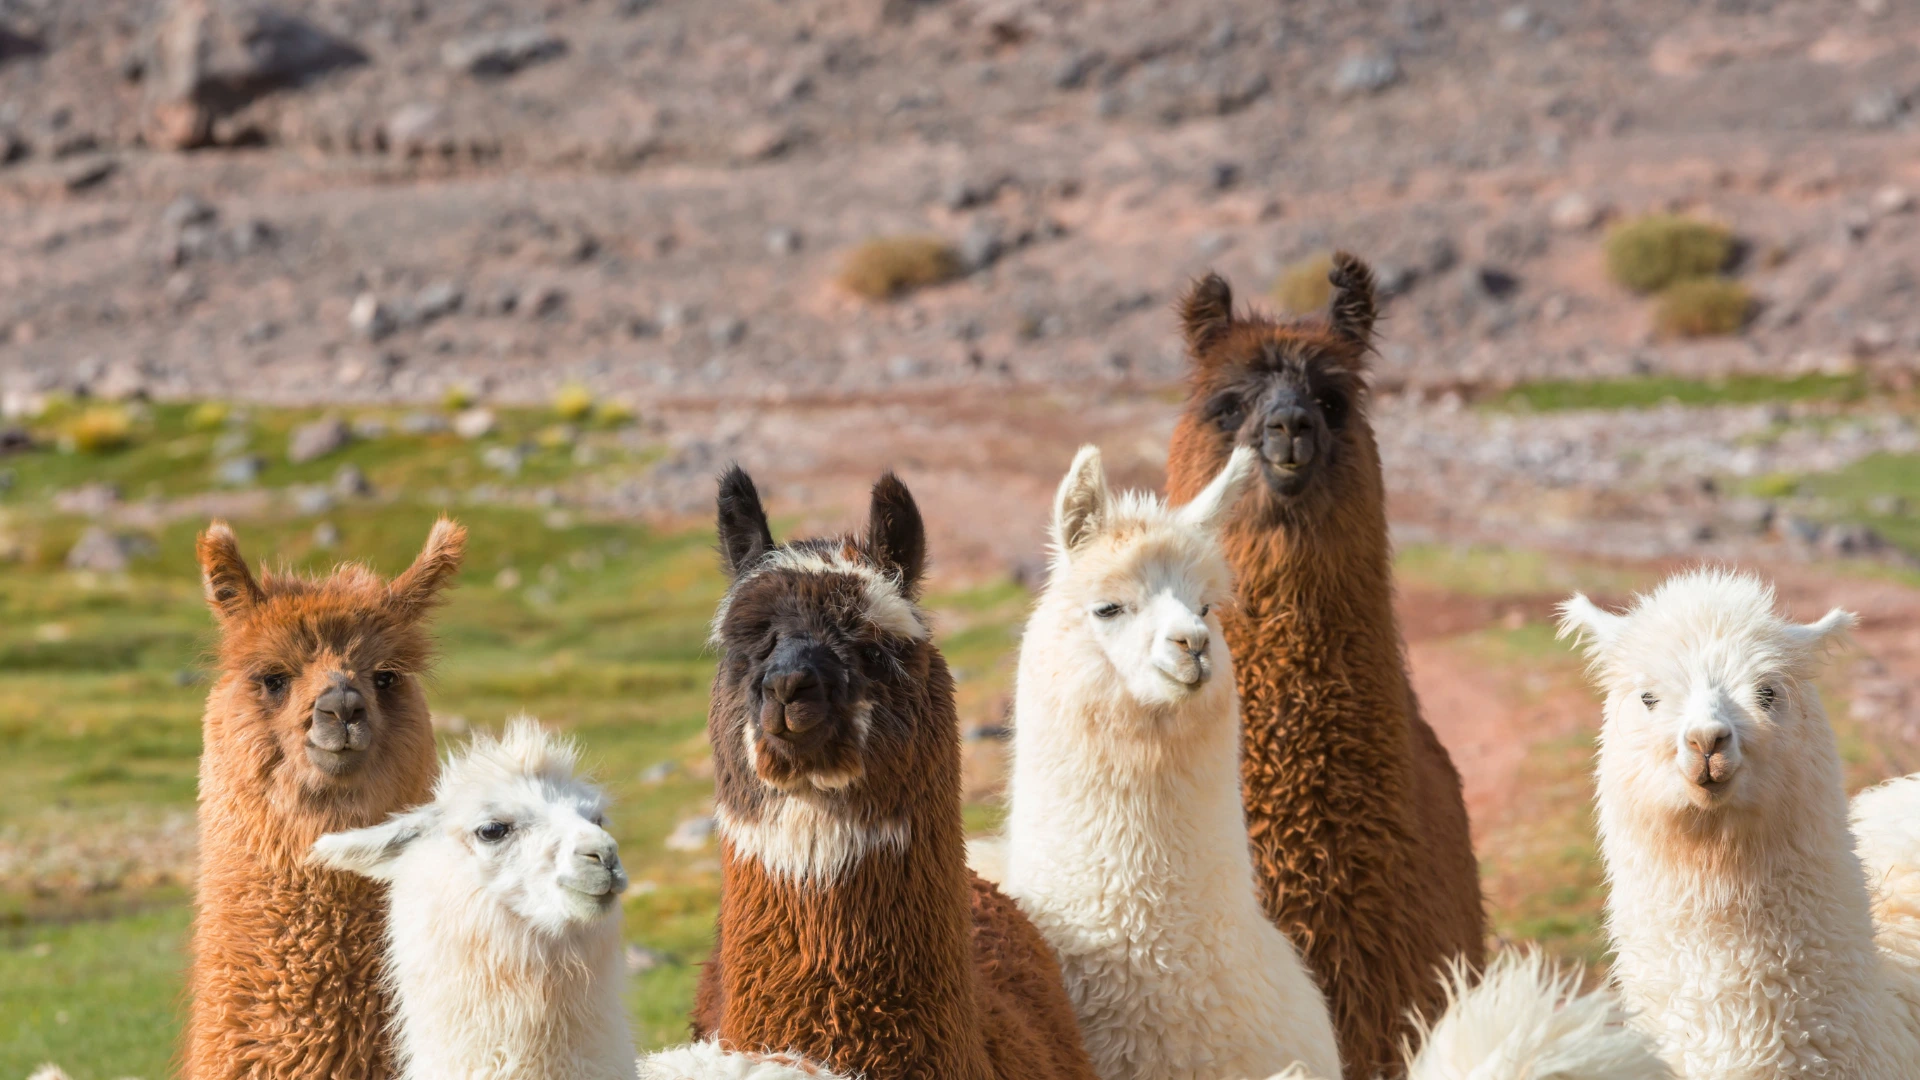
761, 642, 833, 738
311, 675, 369, 753
577, 836, 621, 871
765, 668, 819, 705
1168, 625, 1209, 659
1263, 405, 1316, 468
1686, 724, 1731, 759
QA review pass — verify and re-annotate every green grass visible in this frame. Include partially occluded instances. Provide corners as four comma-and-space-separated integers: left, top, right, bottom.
1776, 451, 1920, 560
1491, 372, 1866, 413
1, 904, 191, 1080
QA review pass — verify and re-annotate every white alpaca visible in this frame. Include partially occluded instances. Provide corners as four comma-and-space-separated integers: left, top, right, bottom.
1008, 445, 1667, 1080
1561, 569, 1920, 1078
313, 718, 846, 1080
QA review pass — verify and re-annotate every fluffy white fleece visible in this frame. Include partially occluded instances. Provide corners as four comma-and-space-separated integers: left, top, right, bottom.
1562, 569, 1920, 1078
1004, 445, 1344, 1080
639, 1043, 856, 1079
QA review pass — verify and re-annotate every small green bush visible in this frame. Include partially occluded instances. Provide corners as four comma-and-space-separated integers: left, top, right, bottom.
64, 407, 134, 454
1271, 251, 1334, 314
1605, 215, 1735, 293
837, 236, 961, 300
553, 383, 595, 423
1653, 278, 1752, 338
188, 402, 230, 431
442, 384, 476, 412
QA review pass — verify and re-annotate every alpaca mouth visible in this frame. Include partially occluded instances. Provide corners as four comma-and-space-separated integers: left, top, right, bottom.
306, 743, 366, 777
747, 724, 865, 794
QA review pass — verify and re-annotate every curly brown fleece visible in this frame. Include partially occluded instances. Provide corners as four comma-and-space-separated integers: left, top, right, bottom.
184, 520, 462, 1080
1164, 257, 1485, 1080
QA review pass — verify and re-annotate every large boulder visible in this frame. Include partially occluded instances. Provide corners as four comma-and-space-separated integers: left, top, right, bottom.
147, 0, 365, 150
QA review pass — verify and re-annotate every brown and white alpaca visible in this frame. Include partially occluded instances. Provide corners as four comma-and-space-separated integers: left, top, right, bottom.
1163, 256, 1486, 1079
690, 467, 1098, 1080
186, 518, 463, 1080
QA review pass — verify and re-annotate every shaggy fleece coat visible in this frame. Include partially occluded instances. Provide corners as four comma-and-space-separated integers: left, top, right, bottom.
1565, 571, 1920, 1078
1005, 446, 1342, 1080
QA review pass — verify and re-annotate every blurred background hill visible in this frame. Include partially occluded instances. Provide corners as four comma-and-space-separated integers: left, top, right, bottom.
4, 1, 1920, 1076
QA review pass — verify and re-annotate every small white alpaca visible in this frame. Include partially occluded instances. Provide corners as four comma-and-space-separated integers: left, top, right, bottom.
312, 718, 637, 1080
1004, 443, 1342, 1080
1006, 445, 1667, 1080
1561, 569, 1920, 1078
313, 718, 847, 1080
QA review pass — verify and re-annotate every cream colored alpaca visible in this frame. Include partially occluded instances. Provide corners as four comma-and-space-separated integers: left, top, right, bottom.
1006, 445, 1667, 1080
1005, 444, 1341, 1080
314, 719, 846, 1080
1562, 569, 1920, 1078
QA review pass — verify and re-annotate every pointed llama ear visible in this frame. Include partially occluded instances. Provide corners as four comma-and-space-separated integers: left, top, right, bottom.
309, 807, 436, 882
1555, 593, 1626, 653
716, 465, 774, 578
1327, 250, 1377, 348
1786, 608, 1856, 652
1179, 273, 1234, 354
1177, 446, 1259, 533
1051, 445, 1110, 557
389, 518, 466, 618
197, 520, 265, 622
867, 472, 927, 599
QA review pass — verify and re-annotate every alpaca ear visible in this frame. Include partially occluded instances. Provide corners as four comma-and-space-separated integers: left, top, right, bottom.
198, 521, 265, 621
867, 472, 927, 599
309, 807, 435, 881
1327, 250, 1377, 348
1179, 273, 1234, 354
1786, 608, 1856, 652
1051, 445, 1110, 557
716, 465, 774, 578
389, 517, 466, 618
1178, 446, 1258, 533
1555, 593, 1626, 653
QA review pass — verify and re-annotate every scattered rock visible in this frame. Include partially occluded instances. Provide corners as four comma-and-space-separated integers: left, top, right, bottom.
1052, 49, 1102, 90
62, 156, 116, 192
481, 445, 523, 476
0, 426, 33, 454
162, 194, 219, 231
442, 26, 567, 78
453, 407, 497, 439
215, 455, 264, 486
665, 815, 715, 852
53, 483, 123, 516
1873, 186, 1915, 216
1852, 88, 1907, 130
290, 485, 333, 514
312, 520, 340, 548
1332, 48, 1400, 96
958, 217, 1005, 272
0, 128, 27, 166
287, 415, 350, 463
731, 121, 794, 162
399, 411, 448, 435
625, 944, 671, 974
765, 226, 802, 256
146, 0, 368, 150
332, 463, 371, 497
413, 280, 464, 323
639, 760, 678, 784
1548, 192, 1605, 232
1476, 266, 1522, 299
66, 527, 152, 573
707, 316, 747, 348
348, 292, 397, 341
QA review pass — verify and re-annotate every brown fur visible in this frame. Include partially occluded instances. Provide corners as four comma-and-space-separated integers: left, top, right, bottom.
1165, 257, 1485, 1079
185, 519, 464, 1080
693, 468, 1096, 1080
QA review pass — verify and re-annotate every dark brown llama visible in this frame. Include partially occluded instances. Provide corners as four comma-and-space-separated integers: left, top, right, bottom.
690, 468, 1097, 1080
186, 519, 464, 1080
1163, 255, 1486, 1080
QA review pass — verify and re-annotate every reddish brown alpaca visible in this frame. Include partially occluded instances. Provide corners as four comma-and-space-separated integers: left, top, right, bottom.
1164, 255, 1486, 1080
690, 468, 1096, 1080
186, 519, 464, 1080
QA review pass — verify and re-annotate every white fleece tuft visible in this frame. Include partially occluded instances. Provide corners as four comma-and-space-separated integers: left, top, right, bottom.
638, 1043, 854, 1079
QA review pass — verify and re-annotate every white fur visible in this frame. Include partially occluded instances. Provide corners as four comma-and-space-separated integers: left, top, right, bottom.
1851, 773, 1920, 1016
1562, 569, 1920, 1077
710, 547, 928, 646
713, 797, 909, 885
312, 718, 635, 1080
639, 1043, 858, 1079
1005, 443, 1344, 1080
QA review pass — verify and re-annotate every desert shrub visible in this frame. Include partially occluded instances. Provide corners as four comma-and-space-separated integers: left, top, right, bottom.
1271, 251, 1334, 314
1654, 278, 1752, 338
442, 384, 476, 412
65, 407, 134, 454
595, 400, 636, 427
837, 236, 961, 300
189, 402, 230, 431
553, 383, 594, 422
1605, 215, 1734, 293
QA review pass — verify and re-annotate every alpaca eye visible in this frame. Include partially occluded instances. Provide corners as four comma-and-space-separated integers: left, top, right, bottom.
373, 670, 397, 691
1093, 603, 1124, 619
1206, 393, 1246, 432
1640, 691, 1658, 710
259, 672, 290, 696
476, 822, 511, 843
1198, 604, 1211, 618
1318, 391, 1350, 430
1757, 685, 1776, 710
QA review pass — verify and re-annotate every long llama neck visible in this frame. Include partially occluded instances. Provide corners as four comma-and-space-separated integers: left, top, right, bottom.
385, 891, 633, 1080
714, 698, 990, 1080
1602, 711, 1920, 1076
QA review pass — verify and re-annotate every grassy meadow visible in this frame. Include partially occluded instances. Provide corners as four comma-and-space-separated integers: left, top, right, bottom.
3, 385, 1919, 1077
